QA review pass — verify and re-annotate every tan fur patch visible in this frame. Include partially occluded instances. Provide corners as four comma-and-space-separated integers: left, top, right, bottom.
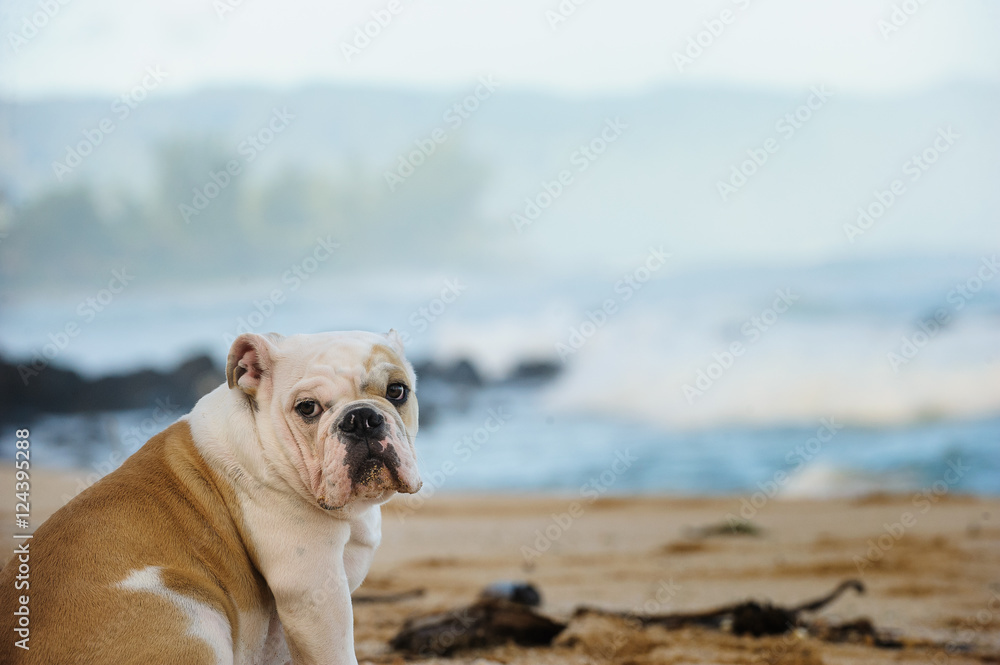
0, 422, 271, 664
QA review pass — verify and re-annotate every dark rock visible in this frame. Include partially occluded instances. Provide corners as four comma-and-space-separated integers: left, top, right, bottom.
505, 360, 561, 384
413, 358, 483, 386
0, 353, 224, 422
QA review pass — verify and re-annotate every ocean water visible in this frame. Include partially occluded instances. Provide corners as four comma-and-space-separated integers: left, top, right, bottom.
2, 255, 998, 497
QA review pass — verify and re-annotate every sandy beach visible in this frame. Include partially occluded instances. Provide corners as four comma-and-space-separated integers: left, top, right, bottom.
3, 466, 998, 664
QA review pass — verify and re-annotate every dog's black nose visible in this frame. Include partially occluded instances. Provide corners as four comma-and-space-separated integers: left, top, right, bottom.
338, 406, 386, 438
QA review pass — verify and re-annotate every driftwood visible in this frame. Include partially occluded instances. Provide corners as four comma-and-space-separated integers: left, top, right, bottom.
576, 579, 866, 636
389, 579, 903, 656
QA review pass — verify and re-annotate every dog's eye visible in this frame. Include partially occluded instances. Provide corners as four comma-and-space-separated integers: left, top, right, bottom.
386, 383, 409, 402
295, 400, 321, 418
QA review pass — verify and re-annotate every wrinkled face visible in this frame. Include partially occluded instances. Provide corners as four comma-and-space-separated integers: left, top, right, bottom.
227, 331, 421, 511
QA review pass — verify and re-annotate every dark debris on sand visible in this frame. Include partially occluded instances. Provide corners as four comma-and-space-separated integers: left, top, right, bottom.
389, 579, 917, 657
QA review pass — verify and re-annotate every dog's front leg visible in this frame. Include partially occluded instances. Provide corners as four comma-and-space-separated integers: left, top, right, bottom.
256, 518, 359, 665
273, 565, 356, 665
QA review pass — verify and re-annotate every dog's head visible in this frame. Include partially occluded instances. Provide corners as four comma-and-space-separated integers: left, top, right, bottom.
226, 330, 421, 511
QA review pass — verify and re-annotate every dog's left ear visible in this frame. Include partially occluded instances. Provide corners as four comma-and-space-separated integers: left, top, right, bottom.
227, 333, 278, 396
386, 329, 406, 354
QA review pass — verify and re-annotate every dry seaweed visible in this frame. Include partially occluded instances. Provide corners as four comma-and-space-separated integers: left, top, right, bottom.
389, 579, 909, 657
576, 579, 866, 637
390, 598, 565, 656
685, 518, 764, 539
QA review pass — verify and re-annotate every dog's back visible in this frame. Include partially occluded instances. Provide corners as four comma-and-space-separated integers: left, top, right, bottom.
0, 422, 270, 665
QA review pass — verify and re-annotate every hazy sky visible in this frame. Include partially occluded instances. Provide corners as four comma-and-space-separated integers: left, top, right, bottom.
2, 0, 998, 98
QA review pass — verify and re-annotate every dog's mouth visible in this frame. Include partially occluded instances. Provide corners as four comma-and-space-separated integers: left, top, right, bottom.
317, 496, 343, 511
317, 452, 419, 510
316, 447, 399, 511
346, 436, 399, 478
343, 437, 408, 500
354, 455, 394, 485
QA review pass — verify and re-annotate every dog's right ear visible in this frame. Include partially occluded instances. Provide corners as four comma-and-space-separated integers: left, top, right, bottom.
385, 328, 406, 354
227, 333, 277, 396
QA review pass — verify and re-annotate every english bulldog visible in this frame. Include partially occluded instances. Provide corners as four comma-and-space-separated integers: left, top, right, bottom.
0, 331, 422, 665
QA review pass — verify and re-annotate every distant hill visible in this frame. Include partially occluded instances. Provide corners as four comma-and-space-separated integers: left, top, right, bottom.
1, 82, 997, 290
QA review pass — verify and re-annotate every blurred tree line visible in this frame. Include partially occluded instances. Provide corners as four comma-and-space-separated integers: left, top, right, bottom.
0, 135, 489, 294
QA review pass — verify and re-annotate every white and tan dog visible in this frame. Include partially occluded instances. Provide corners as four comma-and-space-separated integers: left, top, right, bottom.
0, 331, 422, 665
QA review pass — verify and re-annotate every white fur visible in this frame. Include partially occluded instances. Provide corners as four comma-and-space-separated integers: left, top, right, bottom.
118, 566, 233, 665
185, 331, 419, 665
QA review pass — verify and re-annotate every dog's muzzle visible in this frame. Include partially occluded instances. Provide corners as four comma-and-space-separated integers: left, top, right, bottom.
335, 405, 401, 484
